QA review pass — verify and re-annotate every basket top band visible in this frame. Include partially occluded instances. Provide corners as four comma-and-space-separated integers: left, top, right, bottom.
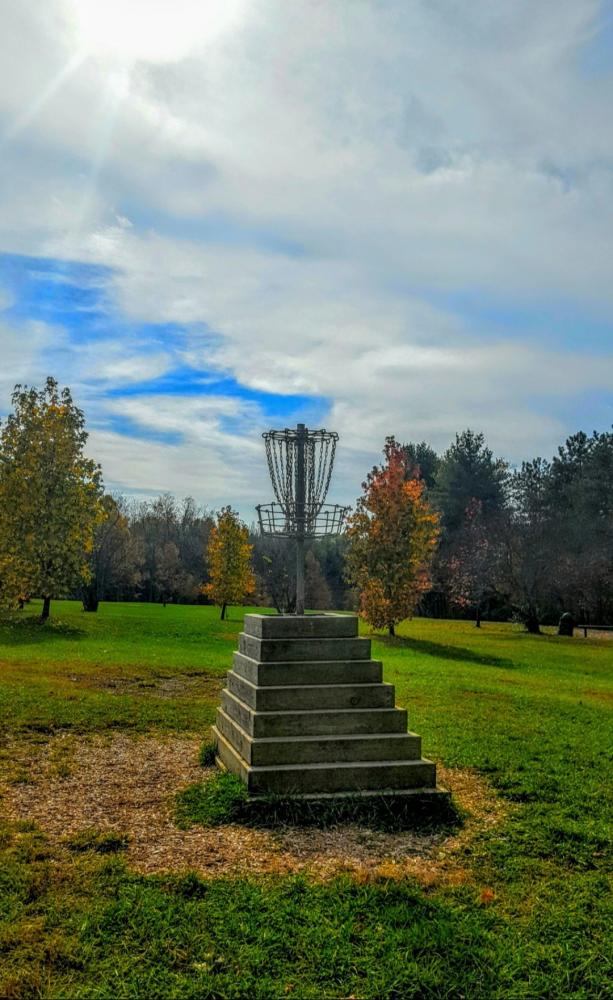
256, 501, 349, 538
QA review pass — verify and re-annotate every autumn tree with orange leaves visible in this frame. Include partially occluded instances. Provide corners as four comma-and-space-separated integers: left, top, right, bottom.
346, 437, 439, 635
203, 506, 255, 620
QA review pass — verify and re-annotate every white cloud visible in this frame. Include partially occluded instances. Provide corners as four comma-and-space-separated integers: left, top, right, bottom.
0, 319, 68, 403
74, 342, 172, 385
40, 225, 613, 463
0, 0, 612, 500
103, 393, 261, 445
87, 391, 268, 513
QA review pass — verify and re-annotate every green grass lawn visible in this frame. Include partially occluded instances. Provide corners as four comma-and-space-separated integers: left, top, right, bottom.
0, 601, 611, 998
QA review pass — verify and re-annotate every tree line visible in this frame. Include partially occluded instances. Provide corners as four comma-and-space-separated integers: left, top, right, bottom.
407, 427, 613, 632
0, 378, 611, 631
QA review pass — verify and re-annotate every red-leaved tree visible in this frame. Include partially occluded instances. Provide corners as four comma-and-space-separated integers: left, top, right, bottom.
346, 437, 439, 635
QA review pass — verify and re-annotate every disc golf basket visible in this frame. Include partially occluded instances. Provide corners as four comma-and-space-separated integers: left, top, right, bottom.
256, 424, 349, 614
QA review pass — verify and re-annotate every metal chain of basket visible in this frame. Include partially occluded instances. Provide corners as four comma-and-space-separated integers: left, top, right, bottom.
257, 423, 349, 613
263, 428, 336, 515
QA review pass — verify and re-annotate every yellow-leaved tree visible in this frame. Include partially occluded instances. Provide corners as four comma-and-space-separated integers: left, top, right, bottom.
204, 506, 255, 619
345, 437, 439, 635
0, 378, 104, 619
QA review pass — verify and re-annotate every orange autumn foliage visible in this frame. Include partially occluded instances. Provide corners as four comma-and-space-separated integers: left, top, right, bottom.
203, 506, 255, 619
346, 437, 439, 635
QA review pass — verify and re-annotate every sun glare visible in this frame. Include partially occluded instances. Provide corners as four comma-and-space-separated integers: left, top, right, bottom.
72, 0, 244, 63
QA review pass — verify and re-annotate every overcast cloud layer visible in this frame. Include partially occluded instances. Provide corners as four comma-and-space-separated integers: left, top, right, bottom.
0, 0, 612, 512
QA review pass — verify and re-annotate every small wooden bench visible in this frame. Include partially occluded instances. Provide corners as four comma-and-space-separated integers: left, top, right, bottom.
578, 624, 613, 637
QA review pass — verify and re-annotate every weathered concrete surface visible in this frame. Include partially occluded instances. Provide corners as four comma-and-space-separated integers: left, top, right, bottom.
213, 615, 443, 797
239, 634, 371, 662
227, 672, 395, 711
215, 710, 422, 765
232, 652, 383, 687
221, 690, 407, 737
244, 613, 358, 639
215, 728, 437, 795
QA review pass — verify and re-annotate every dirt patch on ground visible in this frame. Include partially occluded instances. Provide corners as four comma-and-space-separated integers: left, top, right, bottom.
2, 733, 507, 885
66, 672, 221, 698
581, 688, 613, 703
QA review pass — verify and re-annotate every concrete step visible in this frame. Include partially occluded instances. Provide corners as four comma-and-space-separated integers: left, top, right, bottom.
221, 689, 407, 737
239, 634, 371, 663
215, 728, 437, 795
243, 613, 358, 639
215, 709, 422, 765
227, 671, 395, 711
232, 652, 383, 687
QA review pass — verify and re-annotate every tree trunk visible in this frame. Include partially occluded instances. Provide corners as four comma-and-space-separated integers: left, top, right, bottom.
475, 602, 481, 628
82, 583, 99, 612
388, 622, 395, 637
220, 602, 227, 620
41, 596, 51, 621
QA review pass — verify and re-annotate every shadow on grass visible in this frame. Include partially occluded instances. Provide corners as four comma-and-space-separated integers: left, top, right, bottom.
0, 615, 86, 645
175, 772, 462, 834
377, 634, 514, 668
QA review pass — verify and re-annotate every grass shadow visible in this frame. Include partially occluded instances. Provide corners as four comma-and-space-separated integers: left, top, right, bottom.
378, 634, 514, 668
0, 616, 87, 645
175, 772, 461, 834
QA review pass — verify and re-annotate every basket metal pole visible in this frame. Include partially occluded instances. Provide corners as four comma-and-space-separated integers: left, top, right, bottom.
295, 422, 306, 615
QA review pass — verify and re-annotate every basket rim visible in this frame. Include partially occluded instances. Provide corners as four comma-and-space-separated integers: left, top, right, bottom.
256, 500, 350, 538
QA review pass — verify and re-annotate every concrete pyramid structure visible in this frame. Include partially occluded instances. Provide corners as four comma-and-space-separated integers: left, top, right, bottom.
213, 613, 444, 798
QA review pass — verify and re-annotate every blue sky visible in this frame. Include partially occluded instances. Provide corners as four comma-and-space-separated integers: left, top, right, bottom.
0, 0, 612, 514
0, 251, 321, 423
